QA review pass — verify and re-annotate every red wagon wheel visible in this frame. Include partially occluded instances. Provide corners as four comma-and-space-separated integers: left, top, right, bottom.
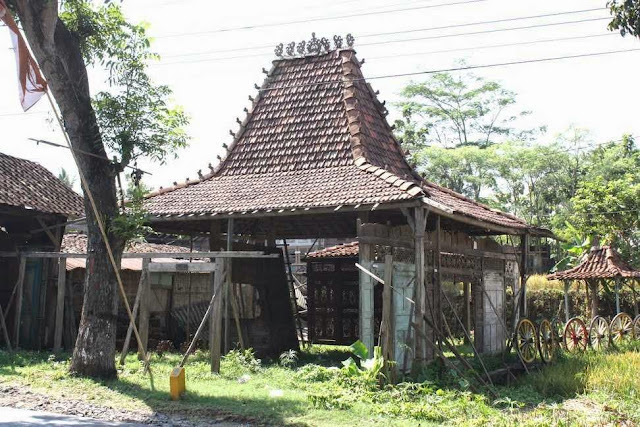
537, 319, 555, 363
563, 317, 588, 353
516, 318, 538, 364
588, 316, 610, 351
634, 315, 640, 340
610, 312, 634, 346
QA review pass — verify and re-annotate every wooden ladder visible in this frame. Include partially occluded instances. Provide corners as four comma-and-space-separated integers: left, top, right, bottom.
282, 239, 306, 348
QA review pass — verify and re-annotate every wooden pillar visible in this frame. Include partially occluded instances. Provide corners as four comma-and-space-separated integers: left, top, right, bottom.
266, 218, 276, 247
210, 256, 225, 373
209, 221, 222, 367
13, 257, 26, 348
382, 254, 395, 381
53, 258, 66, 353
519, 233, 529, 317
463, 281, 471, 344
224, 218, 234, 353
413, 207, 428, 363
357, 215, 374, 354
614, 277, 621, 315
633, 281, 638, 317
434, 215, 442, 349
591, 280, 600, 318
138, 258, 150, 359
563, 281, 570, 323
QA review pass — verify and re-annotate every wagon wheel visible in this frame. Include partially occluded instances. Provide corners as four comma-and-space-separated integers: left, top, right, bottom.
588, 316, 610, 351
634, 315, 640, 340
516, 318, 538, 364
610, 312, 634, 346
537, 319, 555, 363
563, 317, 588, 353
552, 318, 565, 351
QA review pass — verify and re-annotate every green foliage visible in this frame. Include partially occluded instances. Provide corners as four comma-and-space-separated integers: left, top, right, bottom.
394, 69, 538, 150
109, 183, 151, 242
340, 341, 385, 385
60, 1, 189, 171
57, 168, 76, 189
279, 349, 298, 368
608, 0, 640, 38
220, 348, 262, 378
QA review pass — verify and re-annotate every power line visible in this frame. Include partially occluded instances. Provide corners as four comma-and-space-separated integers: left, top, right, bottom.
369, 33, 617, 60
359, 16, 611, 48
243, 48, 639, 92
154, 16, 615, 66
155, 0, 486, 39
159, 8, 608, 59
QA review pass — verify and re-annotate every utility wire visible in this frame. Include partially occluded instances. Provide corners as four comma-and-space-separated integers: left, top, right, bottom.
28, 138, 152, 176
156, 31, 618, 66
155, 16, 615, 66
155, 0, 486, 38
159, 8, 608, 58
253, 48, 640, 92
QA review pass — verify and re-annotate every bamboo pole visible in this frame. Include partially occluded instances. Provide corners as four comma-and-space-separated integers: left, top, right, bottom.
119, 266, 146, 365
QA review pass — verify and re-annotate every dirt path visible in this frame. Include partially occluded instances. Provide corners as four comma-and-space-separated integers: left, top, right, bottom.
0, 384, 251, 426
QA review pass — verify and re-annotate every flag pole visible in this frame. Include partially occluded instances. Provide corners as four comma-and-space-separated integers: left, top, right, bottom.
45, 90, 153, 377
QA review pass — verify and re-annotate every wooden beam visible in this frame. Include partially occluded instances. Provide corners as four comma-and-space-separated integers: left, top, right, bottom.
434, 214, 442, 348
147, 263, 217, 273
463, 281, 471, 344
36, 217, 60, 247
0, 251, 279, 259
413, 207, 428, 366
224, 218, 234, 353
13, 257, 26, 348
138, 258, 150, 359
357, 215, 375, 354
520, 233, 529, 317
210, 257, 225, 373
382, 254, 395, 381
0, 303, 12, 352
53, 258, 66, 354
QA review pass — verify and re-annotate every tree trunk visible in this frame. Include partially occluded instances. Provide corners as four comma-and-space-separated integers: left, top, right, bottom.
13, 1, 124, 379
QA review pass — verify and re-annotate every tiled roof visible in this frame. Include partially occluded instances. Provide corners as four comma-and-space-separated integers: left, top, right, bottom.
0, 152, 84, 217
62, 233, 197, 271
145, 49, 422, 216
547, 245, 640, 280
306, 241, 359, 259
144, 48, 544, 235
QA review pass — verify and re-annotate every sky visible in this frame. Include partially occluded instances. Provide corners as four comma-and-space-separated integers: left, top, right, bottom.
0, 0, 639, 193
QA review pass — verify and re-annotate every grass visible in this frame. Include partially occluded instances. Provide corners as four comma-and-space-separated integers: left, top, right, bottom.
0, 342, 639, 426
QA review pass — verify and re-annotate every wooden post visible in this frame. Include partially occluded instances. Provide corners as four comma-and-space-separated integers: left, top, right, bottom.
209, 221, 222, 368
211, 257, 225, 373
520, 233, 529, 317
13, 257, 26, 348
138, 258, 150, 359
463, 282, 471, 344
632, 281, 638, 317
564, 281, 570, 323
53, 258, 66, 353
591, 280, 600, 318
434, 215, 442, 349
0, 303, 12, 352
119, 267, 145, 365
614, 277, 621, 315
357, 215, 375, 354
224, 218, 233, 353
382, 254, 395, 380
413, 207, 428, 364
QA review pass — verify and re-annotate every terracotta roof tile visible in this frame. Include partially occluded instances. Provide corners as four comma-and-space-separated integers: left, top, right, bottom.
0, 152, 84, 217
144, 48, 543, 235
547, 245, 640, 280
306, 241, 359, 258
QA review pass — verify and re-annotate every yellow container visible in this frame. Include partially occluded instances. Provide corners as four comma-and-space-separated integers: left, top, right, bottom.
170, 367, 185, 400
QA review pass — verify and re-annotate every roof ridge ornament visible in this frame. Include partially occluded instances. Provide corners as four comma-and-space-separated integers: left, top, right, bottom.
274, 33, 355, 58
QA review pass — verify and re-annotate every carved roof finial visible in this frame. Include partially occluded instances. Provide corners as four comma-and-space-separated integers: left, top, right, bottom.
274, 33, 356, 58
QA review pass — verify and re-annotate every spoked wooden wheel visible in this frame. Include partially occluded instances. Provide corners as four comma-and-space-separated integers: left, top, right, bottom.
537, 319, 555, 363
564, 317, 588, 353
588, 316, 610, 351
634, 315, 640, 340
516, 318, 538, 364
610, 312, 634, 346
552, 319, 565, 351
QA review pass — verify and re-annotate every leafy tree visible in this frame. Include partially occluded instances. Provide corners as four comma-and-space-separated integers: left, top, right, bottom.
10, 0, 188, 378
394, 69, 539, 150
608, 0, 640, 38
57, 168, 76, 189
568, 136, 640, 266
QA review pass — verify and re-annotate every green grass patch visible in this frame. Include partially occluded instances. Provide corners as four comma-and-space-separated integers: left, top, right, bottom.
0, 343, 638, 426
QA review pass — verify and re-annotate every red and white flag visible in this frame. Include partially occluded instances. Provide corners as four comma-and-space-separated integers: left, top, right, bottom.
0, 0, 47, 111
